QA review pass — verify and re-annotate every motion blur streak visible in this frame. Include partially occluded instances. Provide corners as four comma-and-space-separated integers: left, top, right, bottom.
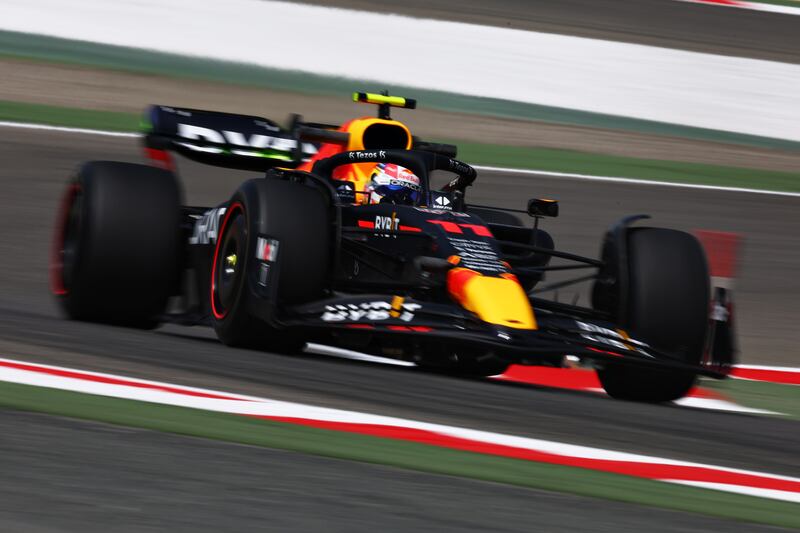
0, 121, 138, 138
3, 121, 796, 198
673, 0, 800, 15
2, 0, 800, 139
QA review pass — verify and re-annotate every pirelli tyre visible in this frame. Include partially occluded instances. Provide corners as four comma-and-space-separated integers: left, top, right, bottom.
597, 227, 710, 403
210, 178, 330, 352
51, 161, 181, 327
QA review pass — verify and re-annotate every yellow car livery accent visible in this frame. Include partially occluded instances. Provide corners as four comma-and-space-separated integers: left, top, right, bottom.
390, 295, 405, 318
447, 268, 537, 330
335, 117, 413, 196
352, 92, 415, 108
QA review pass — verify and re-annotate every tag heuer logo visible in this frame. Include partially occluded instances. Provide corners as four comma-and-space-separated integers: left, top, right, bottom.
434, 196, 451, 207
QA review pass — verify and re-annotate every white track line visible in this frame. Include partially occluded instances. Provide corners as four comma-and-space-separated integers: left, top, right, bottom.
674, 0, 800, 16
0, 121, 138, 138
673, 396, 777, 415
736, 364, 800, 372
3, 120, 799, 198
306, 343, 415, 367
473, 165, 800, 198
665, 480, 800, 503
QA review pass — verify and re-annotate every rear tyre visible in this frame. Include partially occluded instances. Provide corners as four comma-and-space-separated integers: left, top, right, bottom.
210, 178, 330, 352
596, 228, 709, 402
51, 161, 181, 327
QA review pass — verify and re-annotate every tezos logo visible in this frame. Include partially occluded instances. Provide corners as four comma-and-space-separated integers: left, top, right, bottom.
349, 150, 386, 160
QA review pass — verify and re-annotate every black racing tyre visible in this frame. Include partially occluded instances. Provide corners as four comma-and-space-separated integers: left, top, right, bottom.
51, 161, 181, 327
210, 178, 330, 352
597, 227, 710, 402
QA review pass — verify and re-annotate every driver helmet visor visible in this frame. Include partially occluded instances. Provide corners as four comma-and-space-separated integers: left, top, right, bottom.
369, 163, 423, 205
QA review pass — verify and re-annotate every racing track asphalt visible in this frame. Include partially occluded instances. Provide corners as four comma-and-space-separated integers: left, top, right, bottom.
5, 411, 793, 533
294, 0, 800, 63
0, 129, 798, 529
1, 410, 792, 533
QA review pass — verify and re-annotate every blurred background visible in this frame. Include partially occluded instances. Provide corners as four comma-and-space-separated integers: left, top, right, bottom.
0, 1, 799, 531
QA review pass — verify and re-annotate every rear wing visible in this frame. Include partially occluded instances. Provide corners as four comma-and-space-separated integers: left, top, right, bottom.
141, 99, 458, 172
142, 105, 328, 171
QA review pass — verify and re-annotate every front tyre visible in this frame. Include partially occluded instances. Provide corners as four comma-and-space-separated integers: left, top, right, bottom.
210, 178, 330, 352
596, 228, 710, 403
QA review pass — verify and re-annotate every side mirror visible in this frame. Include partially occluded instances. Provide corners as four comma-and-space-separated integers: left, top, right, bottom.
528, 198, 559, 218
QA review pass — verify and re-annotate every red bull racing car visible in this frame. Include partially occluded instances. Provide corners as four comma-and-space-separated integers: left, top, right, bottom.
51, 93, 736, 402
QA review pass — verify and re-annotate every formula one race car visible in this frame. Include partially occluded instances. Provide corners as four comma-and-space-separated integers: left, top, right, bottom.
51, 92, 736, 402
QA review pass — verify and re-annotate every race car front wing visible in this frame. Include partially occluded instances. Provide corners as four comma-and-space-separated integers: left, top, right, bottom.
281, 295, 729, 378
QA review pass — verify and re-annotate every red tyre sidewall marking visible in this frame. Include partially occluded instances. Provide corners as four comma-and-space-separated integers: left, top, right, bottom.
50, 183, 81, 296
210, 202, 244, 320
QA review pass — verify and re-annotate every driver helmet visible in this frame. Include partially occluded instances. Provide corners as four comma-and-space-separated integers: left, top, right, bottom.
366, 163, 422, 205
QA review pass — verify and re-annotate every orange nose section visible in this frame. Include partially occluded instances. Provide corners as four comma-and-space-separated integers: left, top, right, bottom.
447, 268, 537, 330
